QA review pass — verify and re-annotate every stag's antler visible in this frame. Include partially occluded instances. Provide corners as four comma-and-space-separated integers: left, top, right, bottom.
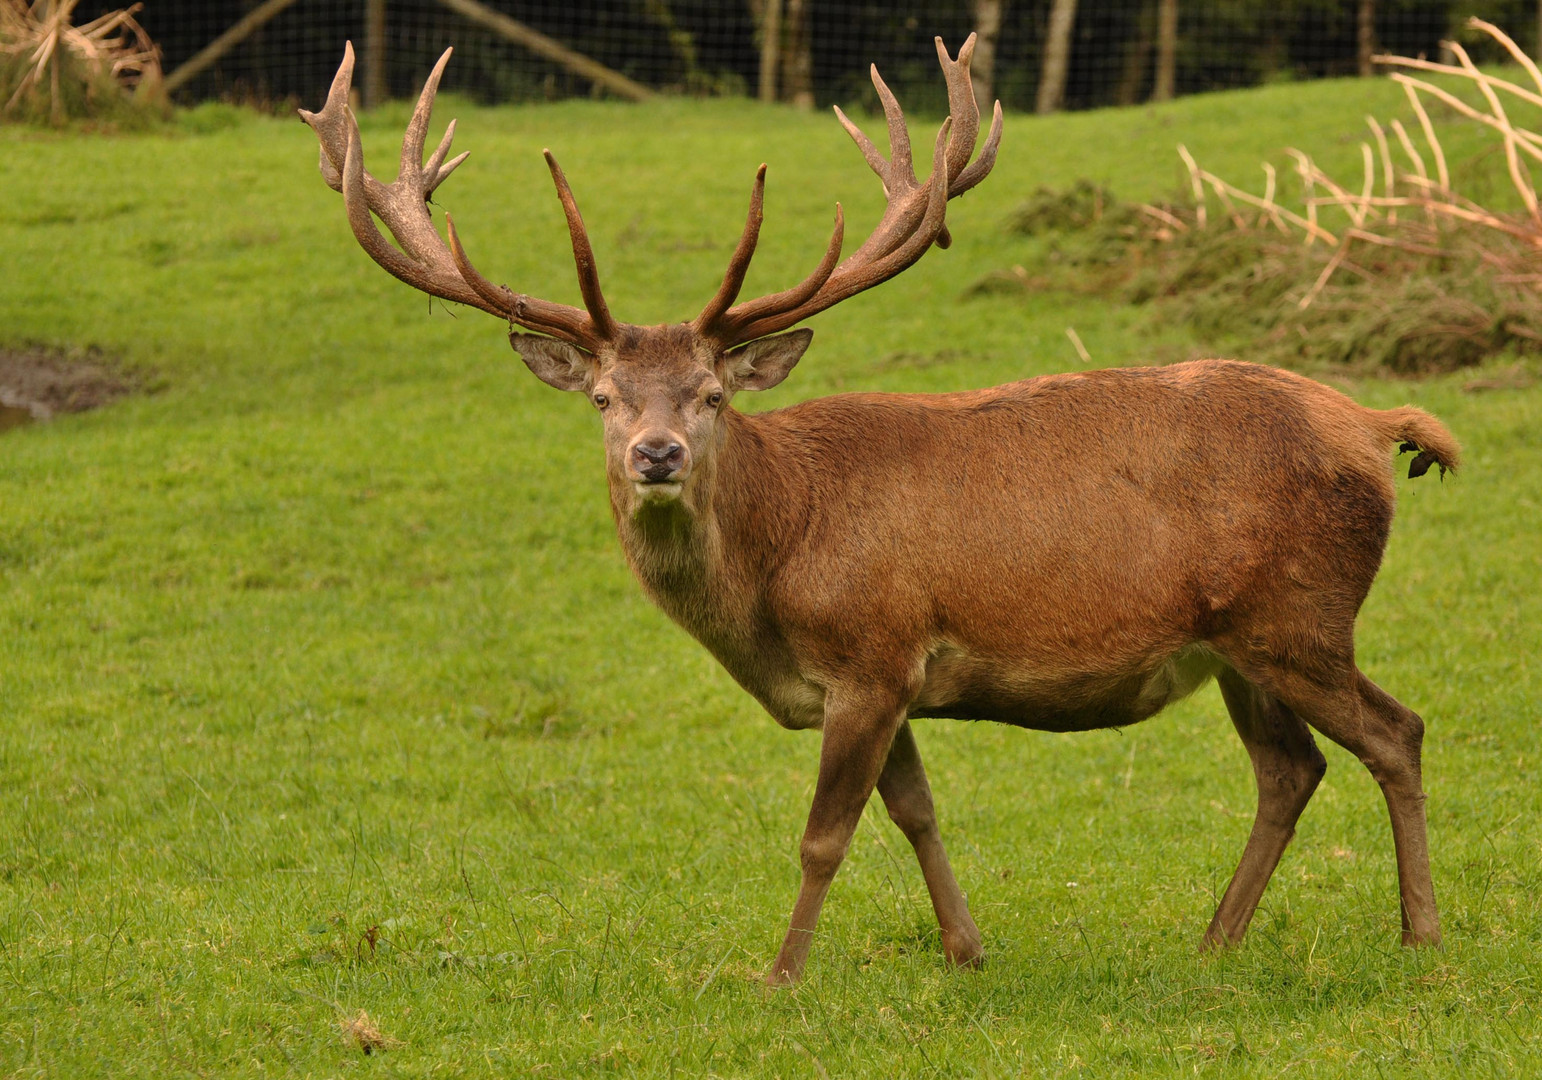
694, 35, 1003, 346
299, 42, 615, 351
305, 37, 999, 352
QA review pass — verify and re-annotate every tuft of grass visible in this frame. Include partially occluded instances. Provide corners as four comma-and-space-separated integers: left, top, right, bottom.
987, 182, 1542, 374
340, 1008, 399, 1054
0, 0, 165, 129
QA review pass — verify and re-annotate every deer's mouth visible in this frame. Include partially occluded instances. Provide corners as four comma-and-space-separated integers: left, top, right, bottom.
633, 479, 684, 502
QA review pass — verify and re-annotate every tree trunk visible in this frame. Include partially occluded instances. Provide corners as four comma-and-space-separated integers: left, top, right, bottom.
1358, 0, 1376, 77
780, 0, 813, 110
753, 0, 780, 103
1152, 0, 1177, 102
1116, 1, 1154, 107
363, 0, 387, 107
971, 0, 1003, 116
1035, 0, 1078, 115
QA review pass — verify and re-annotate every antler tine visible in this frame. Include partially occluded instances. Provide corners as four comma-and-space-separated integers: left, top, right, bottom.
834, 120, 934, 266
303, 45, 612, 350
299, 39, 355, 192
424, 120, 469, 194
708, 38, 1000, 347
952, 99, 1003, 196
704, 204, 846, 341
400, 48, 450, 180
930, 34, 999, 248
936, 35, 979, 180
870, 65, 914, 184
862, 120, 953, 277
835, 105, 888, 179
403, 51, 471, 197
445, 214, 598, 342
729, 124, 949, 344
832, 64, 919, 199
943, 33, 1003, 200
694, 165, 767, 333
336, 107, 503, 316
543, 150, 619, 341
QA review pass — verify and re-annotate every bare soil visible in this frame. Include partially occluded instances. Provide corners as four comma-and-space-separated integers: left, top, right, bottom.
0, 344, 138, 426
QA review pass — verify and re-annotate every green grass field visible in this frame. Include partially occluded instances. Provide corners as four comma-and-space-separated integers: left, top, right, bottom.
1, 69, 1539, 1076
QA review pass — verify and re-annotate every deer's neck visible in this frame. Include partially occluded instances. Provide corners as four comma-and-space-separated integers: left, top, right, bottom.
610, 409, 800, 643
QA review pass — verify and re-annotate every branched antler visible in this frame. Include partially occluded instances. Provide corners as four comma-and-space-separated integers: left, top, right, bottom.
695, 35, 1003, 345
305, 36, 1001, 352
300, 42, 615, 351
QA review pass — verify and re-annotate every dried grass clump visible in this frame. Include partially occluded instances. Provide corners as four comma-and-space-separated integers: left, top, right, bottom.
1011, 180, 1132, 235
0, 0, 161, 125
340, 1009, 399, 1055
991, 18, 1542, 375
1125, 223, 1542, 373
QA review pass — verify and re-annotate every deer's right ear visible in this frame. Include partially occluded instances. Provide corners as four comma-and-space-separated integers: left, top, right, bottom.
509, 334, 596, 392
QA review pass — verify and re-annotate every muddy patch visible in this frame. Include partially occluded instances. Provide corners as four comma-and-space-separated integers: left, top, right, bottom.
0, 344, 140, 429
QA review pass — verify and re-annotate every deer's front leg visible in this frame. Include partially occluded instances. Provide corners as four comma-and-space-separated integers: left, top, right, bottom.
877, 720, 983, 968
768, 690, 904, 986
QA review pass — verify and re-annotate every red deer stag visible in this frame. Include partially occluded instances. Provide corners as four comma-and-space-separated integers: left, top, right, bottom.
302, 37, 1455, 984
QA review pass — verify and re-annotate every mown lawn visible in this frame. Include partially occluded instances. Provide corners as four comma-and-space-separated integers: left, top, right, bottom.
1, 69, 1539, 1077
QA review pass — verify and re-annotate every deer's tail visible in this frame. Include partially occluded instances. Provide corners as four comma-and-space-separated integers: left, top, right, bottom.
1363, 405, 1460, 479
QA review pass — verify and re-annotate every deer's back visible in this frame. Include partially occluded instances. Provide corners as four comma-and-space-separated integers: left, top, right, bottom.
747, 359, 1398, 728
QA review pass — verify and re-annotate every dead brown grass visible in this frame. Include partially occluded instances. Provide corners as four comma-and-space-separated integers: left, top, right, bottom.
340, 1010, 400, 1055
0, 0, 160, 123
982, 19, 1542, 376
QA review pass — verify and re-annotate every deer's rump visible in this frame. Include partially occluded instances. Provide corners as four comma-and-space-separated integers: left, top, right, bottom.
764, 359, 1439, 730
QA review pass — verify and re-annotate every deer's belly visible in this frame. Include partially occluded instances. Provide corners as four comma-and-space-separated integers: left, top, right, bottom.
909, 642, 1220, 731
706, 643, 827, 731
754, 673, 827, 731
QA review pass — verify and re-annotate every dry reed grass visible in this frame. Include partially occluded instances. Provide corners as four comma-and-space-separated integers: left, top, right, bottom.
989, 19, 1542, 375
339, 1010, 400, 1055
0, 0, 159, 123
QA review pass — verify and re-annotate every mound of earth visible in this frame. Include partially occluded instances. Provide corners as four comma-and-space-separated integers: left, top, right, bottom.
0, 344, 138, 428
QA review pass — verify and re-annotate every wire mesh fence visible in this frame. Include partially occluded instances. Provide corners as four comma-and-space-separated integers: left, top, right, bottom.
71, 1, 1542, 115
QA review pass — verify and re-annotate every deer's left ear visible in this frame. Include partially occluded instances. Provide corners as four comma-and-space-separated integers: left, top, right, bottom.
720, 329, 813, 392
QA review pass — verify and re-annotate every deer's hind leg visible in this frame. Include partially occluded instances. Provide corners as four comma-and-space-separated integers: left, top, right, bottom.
876, 720, 983, 968
1267, 668, 1441, 946
1203, 666, 1327, 949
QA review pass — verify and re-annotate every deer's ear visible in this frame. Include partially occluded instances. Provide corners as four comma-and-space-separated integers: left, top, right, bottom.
509, 334, 595, 392
720, 329, 813, 392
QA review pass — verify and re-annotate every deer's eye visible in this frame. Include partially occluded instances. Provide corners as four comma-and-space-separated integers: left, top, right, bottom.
706, 390, 724, 409
593, 392, 610, 410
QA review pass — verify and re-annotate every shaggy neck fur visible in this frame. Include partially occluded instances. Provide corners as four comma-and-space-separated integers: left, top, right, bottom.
608, 408, 804, 644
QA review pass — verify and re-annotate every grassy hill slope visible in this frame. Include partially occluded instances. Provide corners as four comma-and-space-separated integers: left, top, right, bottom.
0, 73, 1538, 1076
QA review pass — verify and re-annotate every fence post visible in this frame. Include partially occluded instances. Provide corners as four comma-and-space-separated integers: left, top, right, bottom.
1036, 0, 1078, 114
161, 0, 304, 96
1357, 0, 1376, 77
435, 0, 654, 101
364, 0, 387, 106
971, 0, 1002, 117
758, 0, 782, 103
1153, 0, 1178, 102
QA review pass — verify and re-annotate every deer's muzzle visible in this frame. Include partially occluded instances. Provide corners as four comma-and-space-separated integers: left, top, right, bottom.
630, 438, 688, 484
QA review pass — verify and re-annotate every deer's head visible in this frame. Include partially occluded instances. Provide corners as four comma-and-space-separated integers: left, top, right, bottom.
301, 39, 1000, 517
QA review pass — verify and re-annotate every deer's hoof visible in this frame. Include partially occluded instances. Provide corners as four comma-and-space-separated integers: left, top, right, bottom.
764, 967, 801, 989
1199, 925, 1243, 953
943, 932, 984, 969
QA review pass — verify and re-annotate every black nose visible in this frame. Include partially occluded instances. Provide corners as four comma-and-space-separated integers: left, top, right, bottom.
633, 441, 684, 482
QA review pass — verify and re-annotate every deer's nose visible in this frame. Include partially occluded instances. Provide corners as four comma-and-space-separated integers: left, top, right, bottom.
630, 438, 687, 483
